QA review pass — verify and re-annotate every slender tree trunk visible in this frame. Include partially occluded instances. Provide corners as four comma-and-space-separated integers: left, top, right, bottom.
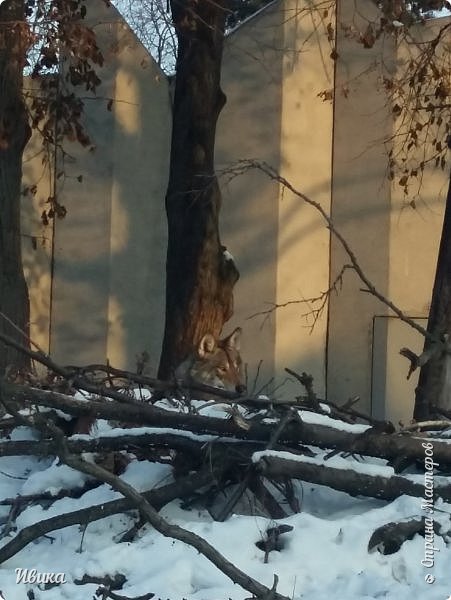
0, 0, 31, 373
158, 0, 239, 379
414, 161, 451, 420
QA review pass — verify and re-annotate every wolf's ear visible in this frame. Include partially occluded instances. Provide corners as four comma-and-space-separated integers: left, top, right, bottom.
197, 333, 216, 357
223, 327, 242, 351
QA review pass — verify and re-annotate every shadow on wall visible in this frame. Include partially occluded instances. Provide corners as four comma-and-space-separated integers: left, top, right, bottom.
21, 124, 53, 357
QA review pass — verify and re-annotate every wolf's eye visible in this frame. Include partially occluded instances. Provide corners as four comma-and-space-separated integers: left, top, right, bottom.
218, 365, 228, 373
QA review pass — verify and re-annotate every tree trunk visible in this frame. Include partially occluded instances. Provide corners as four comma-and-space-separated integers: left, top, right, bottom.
414, 163, 451, 420
0, 0, 31, 374
158, 0, 239, 379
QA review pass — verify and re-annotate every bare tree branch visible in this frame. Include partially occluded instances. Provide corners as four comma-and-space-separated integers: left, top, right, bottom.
221, 160, 447, 351
0, 470, 215, 565
399, 344, 442, 379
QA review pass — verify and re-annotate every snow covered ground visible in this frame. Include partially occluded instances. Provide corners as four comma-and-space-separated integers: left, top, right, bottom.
0, 399, 450, 600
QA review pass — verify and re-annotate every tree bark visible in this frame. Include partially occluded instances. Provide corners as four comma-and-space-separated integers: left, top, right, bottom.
0, 0, 31, 374
414, 163, 451, 419
158, 0, 239, 379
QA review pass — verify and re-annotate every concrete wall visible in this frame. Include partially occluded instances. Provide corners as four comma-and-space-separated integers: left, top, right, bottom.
328, 5, 449, 419
22, 0, 450, 422
217, 0, 334, 398
23, 0, 171, 372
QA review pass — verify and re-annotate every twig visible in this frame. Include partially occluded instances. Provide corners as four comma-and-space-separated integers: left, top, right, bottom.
249, 264, 353, 331
0, 330, 69, 379
284, 369, 321, 411
399, 345, 441, 379
400, 420, 451, 432
0, 311, 46, 355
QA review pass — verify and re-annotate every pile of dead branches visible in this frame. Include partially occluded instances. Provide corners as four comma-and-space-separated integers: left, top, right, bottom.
1, 331, 451, 599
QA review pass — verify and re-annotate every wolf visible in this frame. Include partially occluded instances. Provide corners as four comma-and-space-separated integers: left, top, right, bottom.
175, 327, 246, 395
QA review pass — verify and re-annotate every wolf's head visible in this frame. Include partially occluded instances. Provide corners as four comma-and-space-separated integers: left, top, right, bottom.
176, 327, 246, 394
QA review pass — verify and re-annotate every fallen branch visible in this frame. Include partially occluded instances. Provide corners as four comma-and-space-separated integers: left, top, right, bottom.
95, 588, 154, 600
0, 431, 267, 458
0, 480, 102, 505
74, 573, 126, 589
3, 382, 451, 467
256, 453, 451, 502
0, 469, 215, 565
368, 517, 444, 555
2, 424, 449, 523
